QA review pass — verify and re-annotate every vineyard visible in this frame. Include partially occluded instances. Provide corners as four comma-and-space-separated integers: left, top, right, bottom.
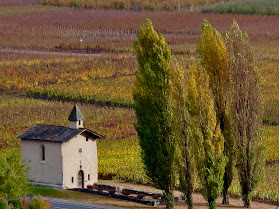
27, 75, 134, 107
0, 56, 137, 92
1, 95, 279, 201
1, 8, 279, 57
0, 96, 136, 147
1, 3, 279, 204
1, 55, 279, 120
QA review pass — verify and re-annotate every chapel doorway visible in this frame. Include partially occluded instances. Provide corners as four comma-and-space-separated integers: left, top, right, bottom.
78, 170, 84, 188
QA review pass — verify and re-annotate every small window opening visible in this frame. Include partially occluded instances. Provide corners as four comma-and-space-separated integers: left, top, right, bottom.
41, 145, 45, 161
86, 136, 89, 141
88, 174, 90, 181
72, 177, 74, 183
79, 120, 81, 125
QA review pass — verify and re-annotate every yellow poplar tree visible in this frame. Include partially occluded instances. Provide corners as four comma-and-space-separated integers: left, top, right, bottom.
186, 61, 226, 209
170, 61, 194, 209
197, 19, 234, 205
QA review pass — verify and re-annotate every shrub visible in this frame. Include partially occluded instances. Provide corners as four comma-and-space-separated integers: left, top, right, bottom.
8, 200, 23, 209
27, 196, 51, 209
0, 199, 7, 209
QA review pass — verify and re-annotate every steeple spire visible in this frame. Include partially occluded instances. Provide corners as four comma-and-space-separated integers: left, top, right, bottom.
68, 104, 84, 129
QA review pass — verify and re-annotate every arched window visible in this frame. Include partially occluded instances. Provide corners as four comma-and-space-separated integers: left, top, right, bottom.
41, 145, 45, 161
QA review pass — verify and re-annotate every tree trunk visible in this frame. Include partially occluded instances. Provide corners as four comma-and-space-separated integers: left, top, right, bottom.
242, 193, 251, 208
222, 168, 230, 205
184, 141, 193, 209
222, 186, 229, 205
185, 191, 193, 209
164, 190, 174, 209
208, 198, 216, 209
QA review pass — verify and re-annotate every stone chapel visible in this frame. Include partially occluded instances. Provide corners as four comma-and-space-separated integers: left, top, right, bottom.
19, 104, 102, 189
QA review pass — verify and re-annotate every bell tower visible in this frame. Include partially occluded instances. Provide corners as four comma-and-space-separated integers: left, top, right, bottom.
68, 104, 84, 129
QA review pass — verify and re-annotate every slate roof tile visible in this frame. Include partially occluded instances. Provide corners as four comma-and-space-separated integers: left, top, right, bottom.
18, 124, 102, 142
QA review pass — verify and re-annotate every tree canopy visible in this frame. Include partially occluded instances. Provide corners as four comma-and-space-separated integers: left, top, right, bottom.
133, 19, 176, 208
0, 151, 29, 200
226, 20, 265, 208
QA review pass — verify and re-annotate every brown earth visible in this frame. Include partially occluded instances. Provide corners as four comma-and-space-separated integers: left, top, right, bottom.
99, 180, 278, 209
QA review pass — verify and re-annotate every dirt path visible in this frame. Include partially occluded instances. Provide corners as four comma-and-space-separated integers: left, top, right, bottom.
99, 180, 278, 209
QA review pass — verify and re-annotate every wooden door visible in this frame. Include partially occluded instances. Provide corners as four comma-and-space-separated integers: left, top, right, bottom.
78, 170, 84, 188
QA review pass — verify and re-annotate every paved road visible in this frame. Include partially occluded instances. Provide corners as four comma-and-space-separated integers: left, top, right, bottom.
46, 197, 120, 209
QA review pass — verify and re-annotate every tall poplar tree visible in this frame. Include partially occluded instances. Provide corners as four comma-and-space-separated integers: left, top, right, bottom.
170, 62, 194, 209
133, 19, 176, 209
186, 61, 226, 209
226, 20, 265, 208
197, 20, 234, 205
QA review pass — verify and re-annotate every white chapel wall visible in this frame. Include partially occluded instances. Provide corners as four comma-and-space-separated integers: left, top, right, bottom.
21, 140, 63, 185
61, 133, 98, 189
69, 120, 83, 129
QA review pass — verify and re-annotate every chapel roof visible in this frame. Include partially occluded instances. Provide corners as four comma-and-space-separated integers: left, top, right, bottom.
18, 124, 103, 142
68, 104, 84, 121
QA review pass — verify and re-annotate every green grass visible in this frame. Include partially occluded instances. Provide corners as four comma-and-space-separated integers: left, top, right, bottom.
29, 185, 61, 197
28, 185, 153, 209
202, 0, 279, 15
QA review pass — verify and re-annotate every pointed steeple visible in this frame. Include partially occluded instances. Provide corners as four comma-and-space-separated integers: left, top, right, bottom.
68, 104, 84, 129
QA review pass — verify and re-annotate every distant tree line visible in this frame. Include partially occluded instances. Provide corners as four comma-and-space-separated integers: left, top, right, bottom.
133, 19, 264, 209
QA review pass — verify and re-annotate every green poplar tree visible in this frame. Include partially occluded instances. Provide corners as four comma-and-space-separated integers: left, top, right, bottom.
226, 20, 265, 208
133, 19, 176, 209
186, 61, 226, 209
170, 62, 194, 209
197, 19, 234, 205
